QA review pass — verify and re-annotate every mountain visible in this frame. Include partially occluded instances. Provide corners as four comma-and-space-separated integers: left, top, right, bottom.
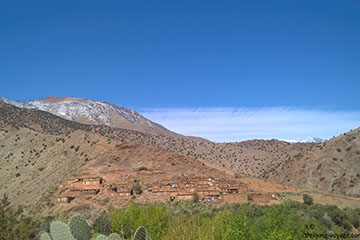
0, 100, 315, 179
0, 101, 293, 215
299, 137, 325, 143
1, 100, 358, 215
263, 128, 360, 196
0, 96, 181, 138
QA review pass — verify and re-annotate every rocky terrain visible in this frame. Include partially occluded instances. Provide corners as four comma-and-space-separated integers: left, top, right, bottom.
263, 128, 360, 196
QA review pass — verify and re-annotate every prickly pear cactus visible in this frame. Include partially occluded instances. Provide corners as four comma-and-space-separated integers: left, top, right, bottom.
108, 233, 121, 240
95, 235, 108, 240
134, 226, 147, 240
40, 232, 52, 240
69, 215, 91, 240
50, 221, 76, 240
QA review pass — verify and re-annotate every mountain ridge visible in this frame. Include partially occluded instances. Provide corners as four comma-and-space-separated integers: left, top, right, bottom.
0, 96, 184, 138
0, 100, 315, 179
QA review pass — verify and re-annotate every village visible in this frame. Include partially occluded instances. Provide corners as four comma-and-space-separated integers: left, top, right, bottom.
53, 167, 279, 206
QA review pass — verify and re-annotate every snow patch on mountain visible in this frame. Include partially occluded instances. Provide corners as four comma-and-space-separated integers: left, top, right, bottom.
281, 137, 325, 143
0, 96, 156, 128
298, 137, 325, 143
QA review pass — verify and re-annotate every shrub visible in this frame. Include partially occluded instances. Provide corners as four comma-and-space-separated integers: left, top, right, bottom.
0, 194, 38, 239
303, 194, 313, 205
92, 212, 112, 235
133, 182, 142, 194
193, 193, 200, 203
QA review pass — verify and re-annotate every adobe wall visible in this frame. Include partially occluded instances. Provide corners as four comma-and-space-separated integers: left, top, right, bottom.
251, 193, 273, 203
70, 179, 102, 190
222, 193, 248, 203
177, 195, 193, 201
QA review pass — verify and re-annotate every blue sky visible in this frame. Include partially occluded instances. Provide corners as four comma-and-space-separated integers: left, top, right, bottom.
1, 1, 359, 141
141, 107, 360, 142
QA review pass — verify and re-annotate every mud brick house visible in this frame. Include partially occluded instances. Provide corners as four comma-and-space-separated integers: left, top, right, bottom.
67, 176, 103, 189
250, 192, 277, 203
202, 191, 221, 202
54, 174, 277, 205
176, 191, 194, 201
224, 184, 245, 193
197, 184, 218, 192
221, 193, 248, 203
54, 191, 75, 204
108, 183, 133, 197
55, 196, 75, 204
67, 176, 103, 194
183, 187, 197, 193
187, 177, 215, 186
218, 179, 248, 194
150, 182, 179, 194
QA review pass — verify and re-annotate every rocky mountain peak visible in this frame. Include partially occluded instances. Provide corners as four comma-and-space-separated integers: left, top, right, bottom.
0, 96, 177, 137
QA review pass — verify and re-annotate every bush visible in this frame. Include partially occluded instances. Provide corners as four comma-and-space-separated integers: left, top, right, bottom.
193, 193, 200, 203
92, 212, 112, 236
303, 194, 313, 205
32, 200, 360, 239
132, 182, 142, 194
0, 194, 38, 239
111, 202, 169, 239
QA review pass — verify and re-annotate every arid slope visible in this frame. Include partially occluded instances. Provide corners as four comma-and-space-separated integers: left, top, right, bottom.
263, 128, 360, 196
0, 101, 314, 180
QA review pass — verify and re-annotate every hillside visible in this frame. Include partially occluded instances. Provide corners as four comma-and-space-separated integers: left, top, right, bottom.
0, 102, 296, 216
263, 128, 360, 196
0, 101, 315, 179
1, 100, 359, 216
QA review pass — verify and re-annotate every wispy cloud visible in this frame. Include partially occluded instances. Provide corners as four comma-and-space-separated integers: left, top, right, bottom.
140, 107, 360, 142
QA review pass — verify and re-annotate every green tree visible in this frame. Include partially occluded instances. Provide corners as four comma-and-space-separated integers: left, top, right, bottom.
92, 211, 111, 235
111, 202, 169, 239
0, 194, 37, 240
251, 204, 304, 240
111, 201, 140, 238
